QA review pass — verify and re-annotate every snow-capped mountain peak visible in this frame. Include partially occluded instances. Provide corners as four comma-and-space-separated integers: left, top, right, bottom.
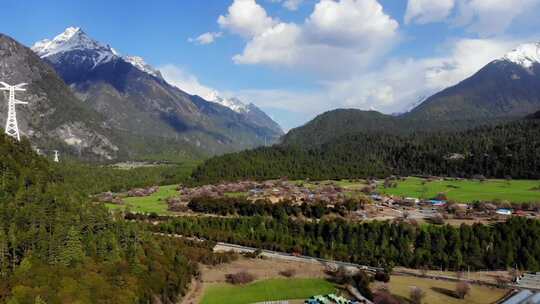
503, 42, 540, 69
32, 26, 113, 57
122, 55, 162, 79
32, 27, 164, 79
31, 26, 117, 66
207, 92, 249, 113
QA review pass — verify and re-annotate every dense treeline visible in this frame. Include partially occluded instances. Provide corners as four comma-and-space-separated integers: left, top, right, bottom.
0, 135, 217, 303
54, 161, 197, 195
156, 216, 540, 272
192, 119, 540, 183
188, 196, 366, 218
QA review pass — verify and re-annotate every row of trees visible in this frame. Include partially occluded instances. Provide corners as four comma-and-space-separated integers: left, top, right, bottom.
192, 119, 540, 184
187, 196, 367, 219
156, 216, 540, 272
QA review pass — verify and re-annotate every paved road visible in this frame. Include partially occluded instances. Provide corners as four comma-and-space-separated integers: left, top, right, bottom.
155, 232, 382, 272
214, 241, 383, 273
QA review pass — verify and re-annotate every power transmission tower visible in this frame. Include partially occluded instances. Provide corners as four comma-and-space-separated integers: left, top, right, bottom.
0, 82, 28, 141
53, 150, 60, 163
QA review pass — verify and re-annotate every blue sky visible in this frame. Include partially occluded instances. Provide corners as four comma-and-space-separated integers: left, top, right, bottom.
2, 0, 540, 130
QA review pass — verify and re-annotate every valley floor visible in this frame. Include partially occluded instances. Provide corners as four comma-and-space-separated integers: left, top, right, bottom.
179, 256, 509, 304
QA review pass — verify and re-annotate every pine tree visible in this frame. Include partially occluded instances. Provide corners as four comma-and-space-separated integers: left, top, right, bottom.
0, 226, 8, 277
60, 226, 84, 267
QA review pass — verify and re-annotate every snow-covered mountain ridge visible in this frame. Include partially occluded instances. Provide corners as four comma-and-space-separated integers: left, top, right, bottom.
206, 91, 250, 113
32, 27, 117, 67
502, 42, 540, 69
32, 27, 163, 79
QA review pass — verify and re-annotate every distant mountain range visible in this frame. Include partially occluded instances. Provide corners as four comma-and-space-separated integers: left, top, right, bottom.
405, 42, 540, 121
283, 42, 540, 146
26, 27, 283, 159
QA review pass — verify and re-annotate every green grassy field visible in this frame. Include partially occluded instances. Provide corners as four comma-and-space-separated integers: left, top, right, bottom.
384, 275, 507, 304
106, 184, 177, 214
201, 278, 336, 304
378, 177, 540, 203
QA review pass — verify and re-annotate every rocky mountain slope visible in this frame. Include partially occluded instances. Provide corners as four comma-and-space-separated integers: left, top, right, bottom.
406, 42, 540, 120
31, 27, 282, 157
0, 33, 118, 160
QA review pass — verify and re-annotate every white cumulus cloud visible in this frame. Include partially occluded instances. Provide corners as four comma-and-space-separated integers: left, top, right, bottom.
188, 32, 223, 45
405, 0, 540, 36
454, 0, 540, 36
218, 0, 278, 38
224, 0, 399, 76
405, 0, 455, 24
270, 0, 304, 11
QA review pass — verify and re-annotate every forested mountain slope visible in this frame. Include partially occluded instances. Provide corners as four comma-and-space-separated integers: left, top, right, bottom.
192, 117, 540, 183
281, 109, 502, 147
0, 134, 203, 303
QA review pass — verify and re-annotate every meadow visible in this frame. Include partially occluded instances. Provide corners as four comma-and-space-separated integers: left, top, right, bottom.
106, 184, 177, 214
200, 278, 336, 304
378, 177, 540, 203
383, 275, 508, 304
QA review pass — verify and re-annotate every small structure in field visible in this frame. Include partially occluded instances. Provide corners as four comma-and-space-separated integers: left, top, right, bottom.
496, 208, 513, 216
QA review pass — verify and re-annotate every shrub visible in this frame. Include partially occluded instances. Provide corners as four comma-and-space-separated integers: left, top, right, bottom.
410, 286, 425, 304
279, 268, 296, 278
373, 291, 399, 304
428, 215, 445, 225
374, 271, 390, 283
225, 271, 255, 285
455, 281, 471, 299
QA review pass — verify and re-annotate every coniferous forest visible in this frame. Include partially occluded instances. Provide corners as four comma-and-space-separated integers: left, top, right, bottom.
0, 134, 232, 303
157, 216, 540, 272
192, 118, 540, 184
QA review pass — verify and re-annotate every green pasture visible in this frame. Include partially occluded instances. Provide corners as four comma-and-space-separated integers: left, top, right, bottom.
378, 177, 540, 203
106, 184, 178, 214
201, 278, 336, 304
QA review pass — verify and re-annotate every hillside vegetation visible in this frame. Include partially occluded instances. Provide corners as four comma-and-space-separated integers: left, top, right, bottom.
281, 109, 505, 147
0, 134, 221, 303
192, 118, 540, 184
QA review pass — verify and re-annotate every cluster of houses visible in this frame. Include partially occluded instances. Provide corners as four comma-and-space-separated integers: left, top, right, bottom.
371, 194, 455, 209
369, 193, 540, 220
175, 180, 349, 205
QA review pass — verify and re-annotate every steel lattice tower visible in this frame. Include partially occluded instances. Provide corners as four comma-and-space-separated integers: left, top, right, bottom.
1, 82, 28, 141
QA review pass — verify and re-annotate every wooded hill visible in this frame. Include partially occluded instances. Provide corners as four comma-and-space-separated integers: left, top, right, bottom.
192, 117, 540, 183
0, 134, 228, 303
